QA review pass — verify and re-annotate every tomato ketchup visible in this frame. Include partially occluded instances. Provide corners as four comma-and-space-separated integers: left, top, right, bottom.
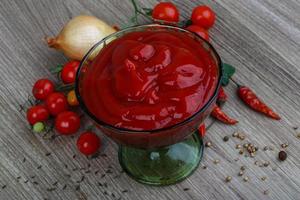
81, 30, 218, 131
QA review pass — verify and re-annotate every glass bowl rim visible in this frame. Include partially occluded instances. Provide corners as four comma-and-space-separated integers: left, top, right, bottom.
75, 24, 223, 133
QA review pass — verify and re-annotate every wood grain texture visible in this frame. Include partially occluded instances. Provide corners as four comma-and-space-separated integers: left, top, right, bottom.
0, 0, 299, 199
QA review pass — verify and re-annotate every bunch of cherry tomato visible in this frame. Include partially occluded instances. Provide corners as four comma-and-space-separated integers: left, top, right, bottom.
26, 60, 101, 156
151, 2, 215, 41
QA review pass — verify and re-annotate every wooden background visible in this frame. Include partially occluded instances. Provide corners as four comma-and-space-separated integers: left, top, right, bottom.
0, 0, 299, 199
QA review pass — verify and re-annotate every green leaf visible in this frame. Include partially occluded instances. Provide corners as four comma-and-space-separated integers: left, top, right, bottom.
142, 8, 153, 16
222, 63, 236, 86
178, 19, 192, 28
50, 64, 63, 74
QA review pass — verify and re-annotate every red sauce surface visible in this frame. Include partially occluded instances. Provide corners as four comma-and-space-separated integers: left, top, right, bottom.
81, 30, 218, 131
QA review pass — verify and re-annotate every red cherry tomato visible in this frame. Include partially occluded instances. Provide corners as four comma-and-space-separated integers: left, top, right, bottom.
27, 105, 49, 125
55, 111, 80, 135
46, 92, 68, 116
32, 79, 55, 100
77, 131, 101, 156
191, 5, 216, 29
61, 60, 80, 84
152, 2, 179, 23
186, 25, 210, 41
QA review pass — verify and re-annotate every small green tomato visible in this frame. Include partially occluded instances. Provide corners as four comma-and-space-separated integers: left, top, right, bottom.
33, 122, 45, 133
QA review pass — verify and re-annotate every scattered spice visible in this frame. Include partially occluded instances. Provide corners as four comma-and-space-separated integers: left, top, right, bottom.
17, 176, 21, 180
2, 185, 7, 189
202, 165, 207, 169
205, 141, 212, 147
45, 152, 51, 156
263, 161, 270, 167
62, 184, 67, 190
213, 159, 220, 164
237, 86, 280, 120
238, 171, 244, 176
37, 165, 42, 169
232, 132, 238, 137
236, 144, 242, 149
261, 176, 267, 181
237, 133, 246, 140
24, 180, 29, 183
52, 181, 58, 186
281, 143, 288, 148
22, 157, 26, 163
122, 189, 128, 193
72, 154, 77, 159
223, 136, 229, 142
239, 150, 244, 155
240, 166, 246, 171
225, 176, 232, 182
263, 146, 268, 151
183, 188, 190, 191
243, 176, 249, 182
278, 151, 287, 161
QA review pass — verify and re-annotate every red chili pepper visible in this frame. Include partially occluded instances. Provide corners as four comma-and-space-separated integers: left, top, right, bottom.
217, 87, 227, 104
237, 86, 280, 120
211, 105, 238, 125
198, 123, 206, 138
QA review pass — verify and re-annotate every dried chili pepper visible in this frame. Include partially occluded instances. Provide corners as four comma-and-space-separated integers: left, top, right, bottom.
217, 87, 227, 105
211, 105, 238, 125
198, 123, 206, 138
237, 86, 280, 120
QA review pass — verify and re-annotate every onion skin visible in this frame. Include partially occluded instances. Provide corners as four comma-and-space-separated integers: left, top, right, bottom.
46, 15, 116, 61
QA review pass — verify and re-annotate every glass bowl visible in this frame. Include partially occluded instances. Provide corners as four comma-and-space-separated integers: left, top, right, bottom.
75, 24, 222, 185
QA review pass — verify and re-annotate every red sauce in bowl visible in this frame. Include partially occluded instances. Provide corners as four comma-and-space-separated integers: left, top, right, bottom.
81, 30, 218, 131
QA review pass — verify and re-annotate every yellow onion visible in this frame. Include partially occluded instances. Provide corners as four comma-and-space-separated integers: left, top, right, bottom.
46, 15, 116, 60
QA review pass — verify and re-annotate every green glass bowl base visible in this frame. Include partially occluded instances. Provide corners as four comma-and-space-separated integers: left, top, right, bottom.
118, 132, 204, 186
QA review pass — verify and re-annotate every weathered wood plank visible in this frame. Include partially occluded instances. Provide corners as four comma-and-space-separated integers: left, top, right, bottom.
0, 0, 299, 199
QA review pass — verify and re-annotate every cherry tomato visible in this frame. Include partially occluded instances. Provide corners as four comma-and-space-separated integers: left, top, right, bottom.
55, 111, 80, 135
191, 5, 216, 29
77, 131, 101, 155
32, 79, 55, 100
152, 2, 179, 23
67, 90, 79, 106
186, 25, 210, 41
61, 60, 80, 84
46, 92, 68, 116
27, 105, 49, 125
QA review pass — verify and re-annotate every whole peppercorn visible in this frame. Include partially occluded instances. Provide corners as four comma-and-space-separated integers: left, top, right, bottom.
278, 151, 287, 161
